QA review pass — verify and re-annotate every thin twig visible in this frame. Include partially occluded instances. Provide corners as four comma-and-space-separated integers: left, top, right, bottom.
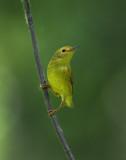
23, 0, 75, 159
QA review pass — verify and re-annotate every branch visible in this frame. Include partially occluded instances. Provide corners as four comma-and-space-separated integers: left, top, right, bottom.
23, 0, 75, 159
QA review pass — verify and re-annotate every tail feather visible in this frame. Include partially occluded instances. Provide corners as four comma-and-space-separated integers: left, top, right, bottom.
65, 96, 74, 108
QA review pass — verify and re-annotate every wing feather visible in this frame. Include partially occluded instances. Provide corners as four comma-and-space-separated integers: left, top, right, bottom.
69, 72, 74, 93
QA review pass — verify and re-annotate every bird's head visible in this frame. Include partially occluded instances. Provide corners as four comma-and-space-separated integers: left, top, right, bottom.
52, 46, 79, 64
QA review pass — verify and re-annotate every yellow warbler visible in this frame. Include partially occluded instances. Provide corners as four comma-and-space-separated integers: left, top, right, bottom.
42, 46, 79, 116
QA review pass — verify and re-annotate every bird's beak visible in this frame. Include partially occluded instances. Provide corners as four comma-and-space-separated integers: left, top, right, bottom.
71, 46, 80, 51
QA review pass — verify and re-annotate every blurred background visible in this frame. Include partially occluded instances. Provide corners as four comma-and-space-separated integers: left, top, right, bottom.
0, 0, 126, 160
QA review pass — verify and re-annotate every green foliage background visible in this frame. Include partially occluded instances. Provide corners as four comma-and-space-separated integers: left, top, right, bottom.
0, 0, 126, 160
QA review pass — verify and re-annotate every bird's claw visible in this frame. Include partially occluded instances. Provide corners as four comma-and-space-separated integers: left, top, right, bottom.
48, 110, 57, 117
40, 84, 48, 89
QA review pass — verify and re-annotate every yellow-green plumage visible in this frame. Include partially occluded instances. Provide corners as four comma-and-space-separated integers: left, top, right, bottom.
47, 46, 79, 109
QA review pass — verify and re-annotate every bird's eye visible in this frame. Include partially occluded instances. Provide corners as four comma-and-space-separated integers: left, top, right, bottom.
62, 49, 66, 53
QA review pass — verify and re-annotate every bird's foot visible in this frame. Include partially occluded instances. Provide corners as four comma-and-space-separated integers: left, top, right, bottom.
40, 83, 50, 89
48, 109, 57, 117
40, 84, 59, 97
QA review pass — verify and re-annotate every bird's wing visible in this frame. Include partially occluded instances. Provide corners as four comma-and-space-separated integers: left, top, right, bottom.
69, 72, 74, 93
60, 66, 74, 93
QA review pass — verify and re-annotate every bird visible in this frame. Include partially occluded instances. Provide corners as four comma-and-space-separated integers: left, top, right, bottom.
41, 46, 79, 116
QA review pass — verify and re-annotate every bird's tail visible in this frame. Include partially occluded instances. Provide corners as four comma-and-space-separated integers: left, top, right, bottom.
65, 96, 74, 108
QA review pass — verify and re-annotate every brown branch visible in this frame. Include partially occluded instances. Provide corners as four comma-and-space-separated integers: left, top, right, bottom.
22, 0, 75, 159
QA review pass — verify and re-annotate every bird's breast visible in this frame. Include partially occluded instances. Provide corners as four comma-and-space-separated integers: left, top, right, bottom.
47, 64, 72, 96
